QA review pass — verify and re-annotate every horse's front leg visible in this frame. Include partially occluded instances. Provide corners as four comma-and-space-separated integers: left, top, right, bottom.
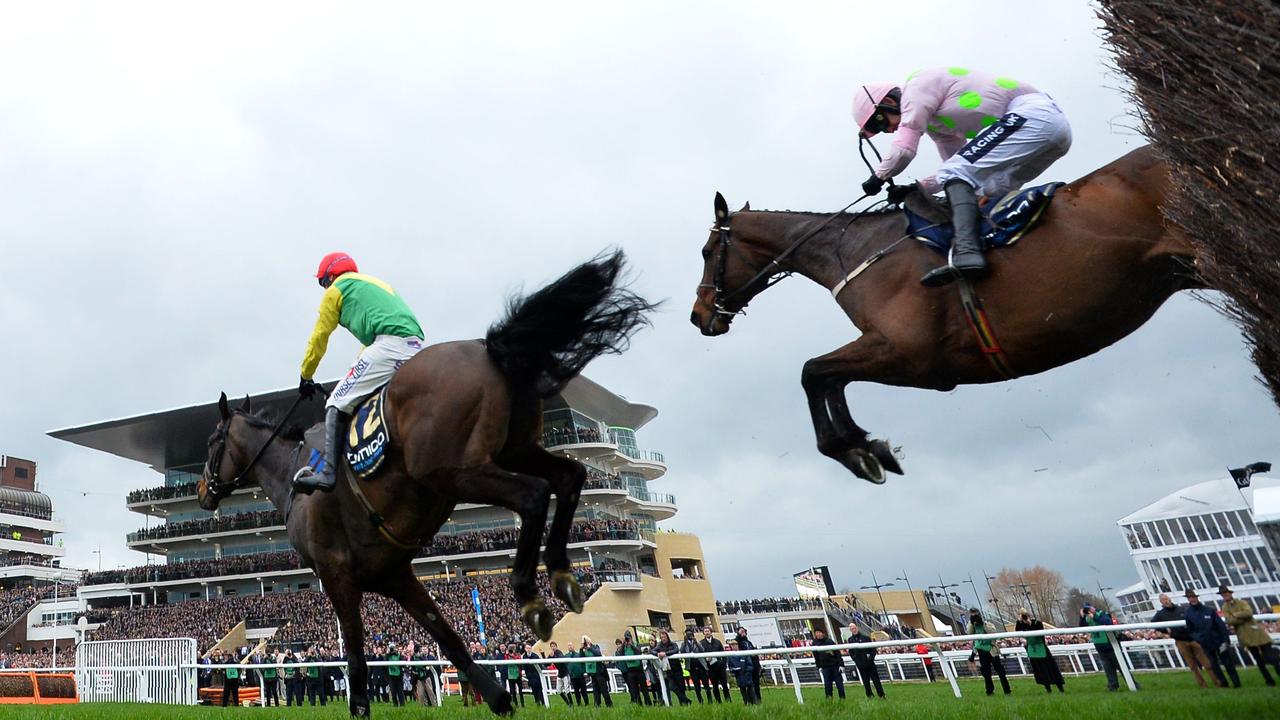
326, 576, 371, 717
800, 334, 904, 483
386, 569, 513, 715
498, 448, 588, 613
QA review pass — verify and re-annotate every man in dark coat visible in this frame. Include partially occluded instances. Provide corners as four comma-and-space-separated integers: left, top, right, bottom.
811, 628, 846, 699
846, 624, 885, 698
699, 627, 730, 703
679, 628, 710, 703
735, 627, 764, 703
1184, 589, 1240, 688
656, 629, 692, 705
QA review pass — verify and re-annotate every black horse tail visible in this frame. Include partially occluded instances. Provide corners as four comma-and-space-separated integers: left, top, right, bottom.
486, 250, 656, 398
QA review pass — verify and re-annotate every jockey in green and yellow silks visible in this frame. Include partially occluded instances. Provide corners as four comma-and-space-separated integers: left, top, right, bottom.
293, 252, 425, 493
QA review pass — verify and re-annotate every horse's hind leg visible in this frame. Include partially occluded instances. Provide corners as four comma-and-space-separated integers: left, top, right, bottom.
801, 334, 905, 483
326, 576, 371, 717
499, 447, 588, 613
431, 464, 556, 639
385, 569, 513, 715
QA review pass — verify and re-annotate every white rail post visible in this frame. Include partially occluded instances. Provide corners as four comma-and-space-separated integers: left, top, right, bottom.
936, 648, 962, 698
785, 656, 804, 704
1111, 632, 1138, 691
652, 659, 670, 706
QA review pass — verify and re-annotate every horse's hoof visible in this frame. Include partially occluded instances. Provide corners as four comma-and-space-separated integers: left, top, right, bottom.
840, 449, 885, 484
488, 689, 515, 715
350, 696, 371, 717
522, 598, 555, 641
868, 438, 904, 475
552, 569, 585, 613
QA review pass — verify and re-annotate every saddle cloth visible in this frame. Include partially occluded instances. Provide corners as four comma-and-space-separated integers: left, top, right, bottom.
905, 181, 1064, 253
301, 385, 393, 480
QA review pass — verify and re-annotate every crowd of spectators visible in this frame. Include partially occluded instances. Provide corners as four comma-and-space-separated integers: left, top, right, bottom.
543, 426, 605, 447
128, 510, 284, 542
719, 597, 825, 615
0, 646, 76, 668
0, 554, 63, 568
84, 551, 303, 586
0, 585, 67, 633
127, 482, 201, 504
89, 567, 603, 655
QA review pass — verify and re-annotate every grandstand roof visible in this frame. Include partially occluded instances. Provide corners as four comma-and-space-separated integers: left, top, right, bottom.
48, 374, 655, 472
1117, 476, 1278, 526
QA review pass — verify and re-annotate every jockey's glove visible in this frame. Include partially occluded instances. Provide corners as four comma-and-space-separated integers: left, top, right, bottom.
886, 182, 915, 205
861, 174, 885, 196
299, 376, 319, 399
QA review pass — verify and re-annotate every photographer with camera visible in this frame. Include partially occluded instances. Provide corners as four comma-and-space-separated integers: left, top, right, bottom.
1015, 608, 1064, 693
1081, 603, 1127, 691
966, 609, 1010, 696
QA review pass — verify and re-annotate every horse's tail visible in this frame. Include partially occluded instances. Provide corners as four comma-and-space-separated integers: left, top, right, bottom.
485, 250, 655, 398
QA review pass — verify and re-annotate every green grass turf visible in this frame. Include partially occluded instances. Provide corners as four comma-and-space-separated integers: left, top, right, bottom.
8, 673, 1276, 720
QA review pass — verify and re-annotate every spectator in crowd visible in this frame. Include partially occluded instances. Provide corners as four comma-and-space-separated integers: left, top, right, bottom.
811, 628, 846, 699
547, 641, 572, 706
618, 631, 648, 705
1015, 608, 1063, 693
655, 629, 691, 705
285, 649, 304, 706
582, 635, 612, 707
261, 649, 281, 706
219, 650, 241, 707
458, 642, 478, 707
385, 642, 406, 707
304, 646, 326, 705
1183, 589, 1240, 689
565, 642, 590, 706
1152, 593, 1218, 688
968, 609, 1010, 696
700, 626, 731, 703
680, 628, 711, 703
1081, 603, 1123, 692
914, 642, 935, 682
735, 627, 763, 703
1220, 584, 1280, 686
503, 643, 525, 707
847, 623, 885, 699
725, 640, 760, 704
523, 642, 546, 706
413, 643, 439, 706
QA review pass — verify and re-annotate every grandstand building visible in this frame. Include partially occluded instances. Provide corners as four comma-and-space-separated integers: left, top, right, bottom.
0, 455, 80, 658
51, 376, 719, 652
1116, 475, 1280, 615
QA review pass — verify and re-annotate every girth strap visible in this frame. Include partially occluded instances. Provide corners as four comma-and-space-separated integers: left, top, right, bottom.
956, 278, 1016, 379
344, 469, 421, 551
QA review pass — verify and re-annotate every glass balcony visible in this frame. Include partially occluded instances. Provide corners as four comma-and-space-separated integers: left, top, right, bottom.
627, 488, 676, 506
619, 447, 665, 464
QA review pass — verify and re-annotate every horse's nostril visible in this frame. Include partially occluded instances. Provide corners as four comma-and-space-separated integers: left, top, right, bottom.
690, 311, 699, 325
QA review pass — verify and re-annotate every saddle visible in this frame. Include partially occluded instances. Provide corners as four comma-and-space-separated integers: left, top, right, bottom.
904, 182, 1064, 253
301, 386, 394, 480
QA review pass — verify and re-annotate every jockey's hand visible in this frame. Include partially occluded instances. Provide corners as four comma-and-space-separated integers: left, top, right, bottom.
298, 376, 319, 399
861, 174, 885, 196
886, 182, 915, 205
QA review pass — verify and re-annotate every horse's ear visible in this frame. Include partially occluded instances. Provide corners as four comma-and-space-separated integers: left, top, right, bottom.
714, 192, 729, 222
740, 201, 750, 211
239, 395, 252, 413
218, 393, 230, 421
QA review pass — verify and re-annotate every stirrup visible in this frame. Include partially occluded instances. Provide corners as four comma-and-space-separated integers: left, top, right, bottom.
920, 265, 960, 288
292, 466, 336, 494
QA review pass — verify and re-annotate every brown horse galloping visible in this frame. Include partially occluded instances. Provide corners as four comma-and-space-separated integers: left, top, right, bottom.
690, 146, 1202, 483
198, 252, 652, 717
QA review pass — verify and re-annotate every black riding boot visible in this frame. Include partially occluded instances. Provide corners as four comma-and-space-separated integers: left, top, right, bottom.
921, 179, 988, 287
293, 406, 343, 494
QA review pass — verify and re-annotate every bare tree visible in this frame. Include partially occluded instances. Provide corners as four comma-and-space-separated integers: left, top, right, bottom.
987, 566, 1069, 626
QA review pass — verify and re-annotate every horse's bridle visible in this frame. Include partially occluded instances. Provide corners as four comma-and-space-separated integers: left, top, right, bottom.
203, 395, 306, 500
699, 197, 868, 320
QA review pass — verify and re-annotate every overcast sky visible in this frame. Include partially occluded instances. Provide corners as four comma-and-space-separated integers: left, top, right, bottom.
4, 2, 1278, 604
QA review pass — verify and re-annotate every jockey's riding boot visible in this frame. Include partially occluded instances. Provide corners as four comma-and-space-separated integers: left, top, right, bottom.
921, 180, 989, 287
293, 406, 342, 494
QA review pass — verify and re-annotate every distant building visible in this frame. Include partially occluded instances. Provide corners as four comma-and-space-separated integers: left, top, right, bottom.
1116, 476, 1280, 613
0, 455, 78, 657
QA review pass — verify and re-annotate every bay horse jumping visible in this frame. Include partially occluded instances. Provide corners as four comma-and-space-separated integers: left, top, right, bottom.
198, 251, 653, 717
691, 146, 1202, 483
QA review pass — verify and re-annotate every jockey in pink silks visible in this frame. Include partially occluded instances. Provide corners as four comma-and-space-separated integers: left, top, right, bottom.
853, 67, 1072, 287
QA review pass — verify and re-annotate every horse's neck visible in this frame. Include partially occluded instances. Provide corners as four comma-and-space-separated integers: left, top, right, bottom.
243, 438, 301, 516
746, 211, 893, 291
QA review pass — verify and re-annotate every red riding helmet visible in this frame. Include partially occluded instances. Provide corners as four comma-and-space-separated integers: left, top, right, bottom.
315, 252, 358, 282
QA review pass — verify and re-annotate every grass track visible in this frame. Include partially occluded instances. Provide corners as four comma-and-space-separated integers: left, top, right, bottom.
9, 673, 1276, 720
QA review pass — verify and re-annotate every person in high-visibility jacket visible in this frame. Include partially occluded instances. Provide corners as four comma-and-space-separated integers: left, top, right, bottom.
294, 251, 425, 493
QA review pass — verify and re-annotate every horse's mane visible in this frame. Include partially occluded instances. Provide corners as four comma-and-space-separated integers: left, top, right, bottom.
238, 409, 308, 442
743, 206, 900, 218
